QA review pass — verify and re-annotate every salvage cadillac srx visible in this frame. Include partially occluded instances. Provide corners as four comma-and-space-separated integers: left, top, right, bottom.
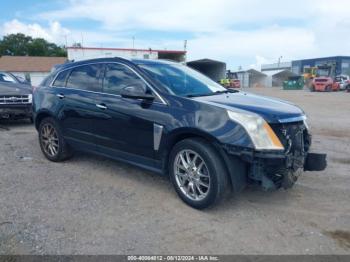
33, 58, 327, 209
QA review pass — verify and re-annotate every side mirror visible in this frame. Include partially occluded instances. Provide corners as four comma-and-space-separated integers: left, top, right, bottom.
120, 84, 155, 101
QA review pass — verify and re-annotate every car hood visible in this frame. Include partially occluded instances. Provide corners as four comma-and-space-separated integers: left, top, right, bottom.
193, 91, 305, 123
0, 82, 32, 95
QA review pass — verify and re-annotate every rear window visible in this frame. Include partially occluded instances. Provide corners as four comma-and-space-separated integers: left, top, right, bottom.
52, 70, 70, 87
66, 64, 102, 92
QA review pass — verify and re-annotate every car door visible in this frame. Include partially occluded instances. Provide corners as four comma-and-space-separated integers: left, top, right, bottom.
94, 62, 162, 163
56, 63, 104, 150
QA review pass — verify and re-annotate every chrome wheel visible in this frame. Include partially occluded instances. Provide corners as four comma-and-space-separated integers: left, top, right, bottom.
174, 149, 210, 201
40, 123, 59, 157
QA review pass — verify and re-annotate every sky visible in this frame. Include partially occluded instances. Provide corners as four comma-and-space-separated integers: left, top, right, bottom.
0, 0, 349, 70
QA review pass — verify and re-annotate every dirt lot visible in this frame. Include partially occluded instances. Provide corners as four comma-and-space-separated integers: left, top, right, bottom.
0, 88, 350, 255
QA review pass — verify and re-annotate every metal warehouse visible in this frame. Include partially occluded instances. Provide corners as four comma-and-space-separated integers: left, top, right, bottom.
291, 56, 350, 76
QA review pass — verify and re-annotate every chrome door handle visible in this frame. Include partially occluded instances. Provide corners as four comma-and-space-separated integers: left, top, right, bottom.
56, 94, 65, 99
96, 104, 107, 110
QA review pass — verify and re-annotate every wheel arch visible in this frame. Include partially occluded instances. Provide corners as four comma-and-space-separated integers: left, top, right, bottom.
34, 110, 56, 130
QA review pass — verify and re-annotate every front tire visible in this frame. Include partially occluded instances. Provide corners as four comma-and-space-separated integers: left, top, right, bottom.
169, 138, 228, 209
38, 117, 73, 162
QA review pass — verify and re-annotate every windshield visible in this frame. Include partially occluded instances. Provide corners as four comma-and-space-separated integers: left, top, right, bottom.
0, 72, 17, 83
138, 63, 227, 97
317, 69, 330, 77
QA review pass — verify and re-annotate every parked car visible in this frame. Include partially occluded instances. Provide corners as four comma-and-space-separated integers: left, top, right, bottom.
335, 75, 350, 90
33, 58, 327, 209
0, 71, 33, 122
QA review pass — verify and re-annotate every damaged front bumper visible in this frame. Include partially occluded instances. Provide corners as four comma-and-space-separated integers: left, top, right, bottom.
222, 119, 327, 191
223, 143, 327, 191
223, 144, 327, 191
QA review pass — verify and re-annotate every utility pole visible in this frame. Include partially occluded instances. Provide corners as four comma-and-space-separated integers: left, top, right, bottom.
278, 56, 283, 69
63, 34, 68, 47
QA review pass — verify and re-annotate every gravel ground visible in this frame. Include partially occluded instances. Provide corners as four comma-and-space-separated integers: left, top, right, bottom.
0, 87, 349, 255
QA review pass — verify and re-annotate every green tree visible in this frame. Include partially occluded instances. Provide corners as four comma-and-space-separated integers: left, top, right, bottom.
0, 33, 67, 57
0, 33, 32, 56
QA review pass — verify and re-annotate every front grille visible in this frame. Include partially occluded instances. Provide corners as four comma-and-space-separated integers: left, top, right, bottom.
315, 79, 328, 82
270, 121, 310, 156
270, 121, 311, 171
0, 95, 31, 105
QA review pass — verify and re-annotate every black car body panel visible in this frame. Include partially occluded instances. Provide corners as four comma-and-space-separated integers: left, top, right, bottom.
33, 57, 326, 192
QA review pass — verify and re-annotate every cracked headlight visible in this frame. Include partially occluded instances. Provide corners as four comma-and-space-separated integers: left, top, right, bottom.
227, 110, 284, 150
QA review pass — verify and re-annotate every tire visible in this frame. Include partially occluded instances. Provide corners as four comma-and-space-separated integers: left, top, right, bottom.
169, 138, 229, 209
310, 86, 315, 92
326, 85, 332, 92
38, 117, 73, 162
29, 117, 34, 124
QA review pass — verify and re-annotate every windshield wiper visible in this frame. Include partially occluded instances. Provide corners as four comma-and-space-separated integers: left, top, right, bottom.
186, 89, 238, 98
186, 93, 214, 97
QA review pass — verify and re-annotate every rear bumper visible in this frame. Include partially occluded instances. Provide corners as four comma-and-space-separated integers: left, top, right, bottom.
0, 104, 32, 119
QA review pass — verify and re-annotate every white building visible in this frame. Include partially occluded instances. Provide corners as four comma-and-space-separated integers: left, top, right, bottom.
261, 61, 292, 72
0, 56, 67, 86
264, 69, 296, 87
67, 46, 186, 62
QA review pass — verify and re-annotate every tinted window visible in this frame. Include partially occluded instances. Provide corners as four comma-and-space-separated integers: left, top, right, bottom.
52, 70, 70, 87
103, 63, 146, 95
66, 64, 102, 92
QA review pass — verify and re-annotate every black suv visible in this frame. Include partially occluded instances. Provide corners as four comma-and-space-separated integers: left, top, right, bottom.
33, 58, 326, 209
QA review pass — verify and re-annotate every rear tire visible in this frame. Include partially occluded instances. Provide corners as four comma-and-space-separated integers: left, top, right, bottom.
38, 117, 73, 162
169, 138, 228, 209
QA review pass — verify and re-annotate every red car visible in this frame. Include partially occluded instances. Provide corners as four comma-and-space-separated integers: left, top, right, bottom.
310, 77, 340, 92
